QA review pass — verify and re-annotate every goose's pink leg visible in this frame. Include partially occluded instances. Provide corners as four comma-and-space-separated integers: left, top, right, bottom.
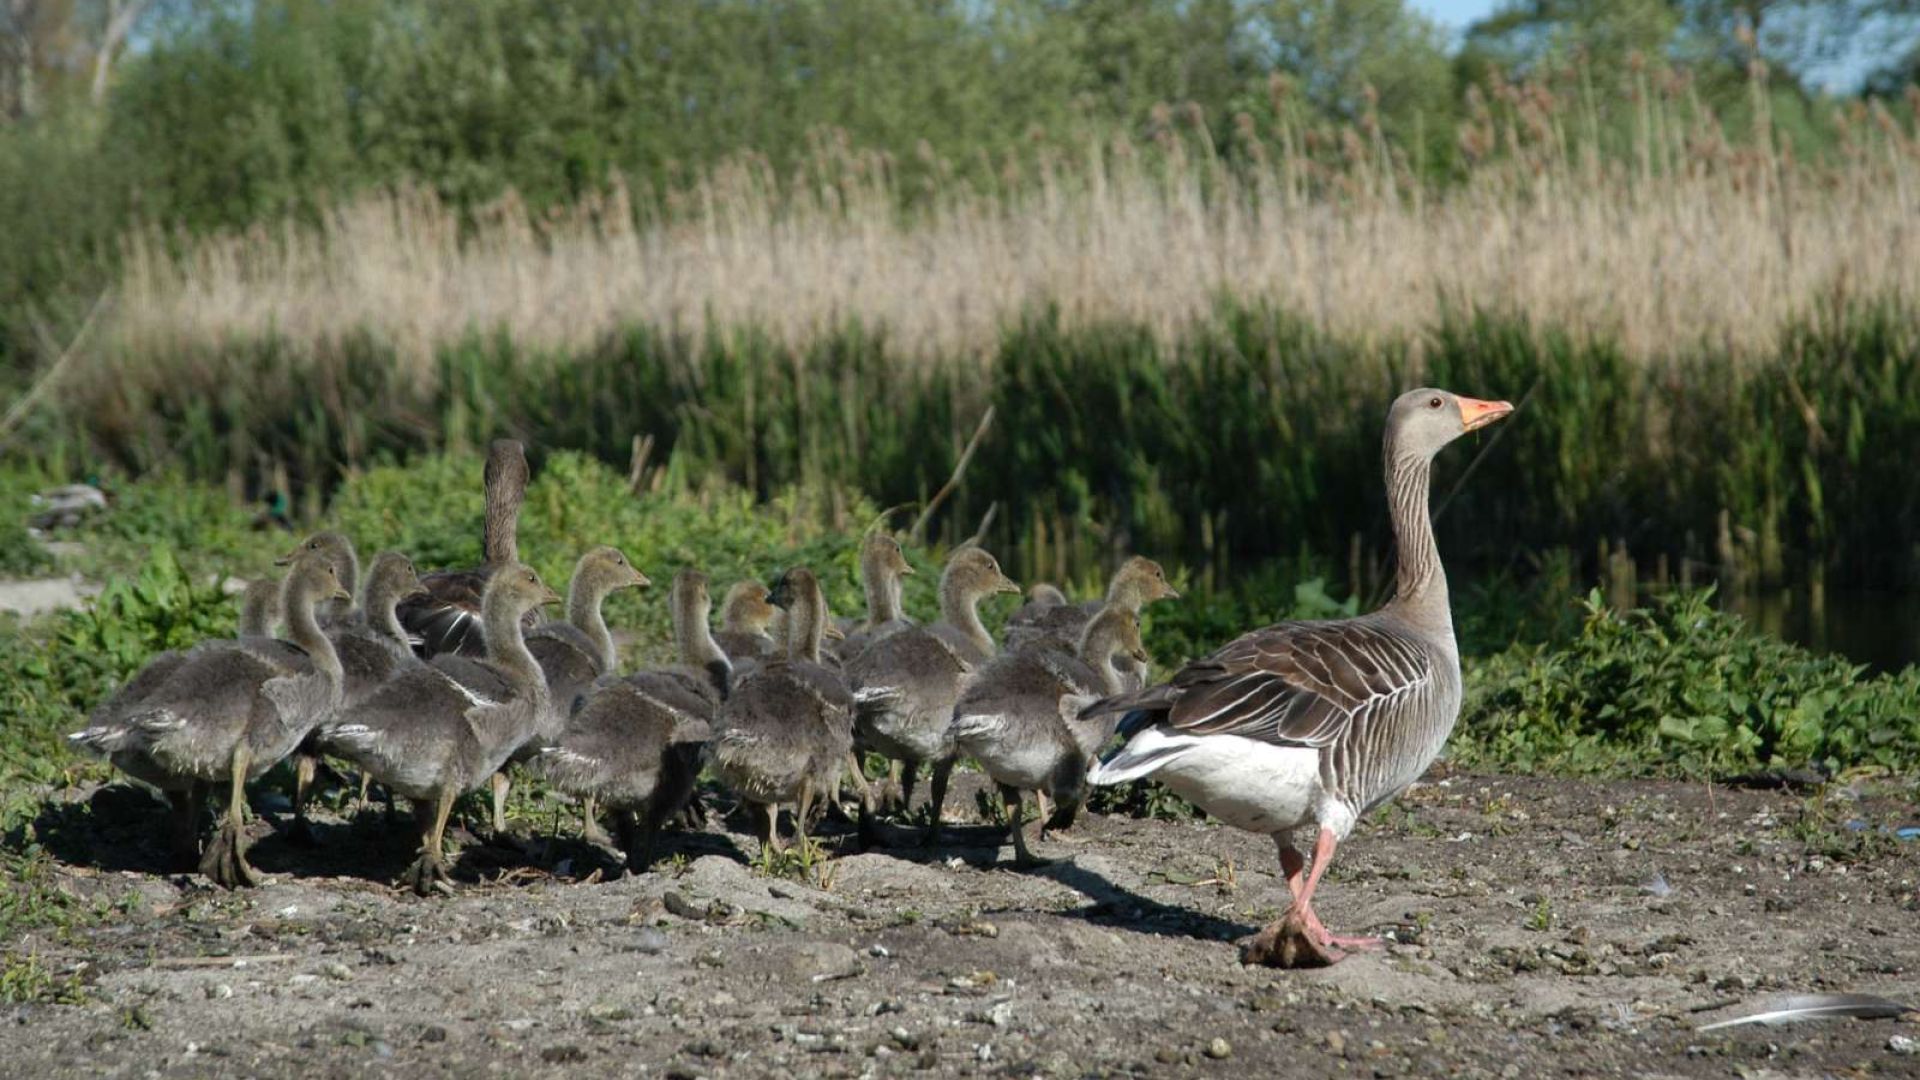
1244, 829, 1380, 968
1292, 829, 1383, 951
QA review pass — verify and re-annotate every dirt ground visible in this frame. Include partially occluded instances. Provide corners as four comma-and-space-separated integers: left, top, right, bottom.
6, 764, 1919, 1079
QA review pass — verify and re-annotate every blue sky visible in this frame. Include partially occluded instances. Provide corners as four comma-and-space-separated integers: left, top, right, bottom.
1404, 0, 1891, 91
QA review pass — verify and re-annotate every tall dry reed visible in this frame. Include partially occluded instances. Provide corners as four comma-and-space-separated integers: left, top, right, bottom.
109, 74, 1920, 384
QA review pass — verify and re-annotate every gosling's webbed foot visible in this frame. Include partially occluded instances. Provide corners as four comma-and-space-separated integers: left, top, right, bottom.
198, 823, 261, 889
676, 791, 709, 831
399, 851, 454, 897
581, 816, 616, 849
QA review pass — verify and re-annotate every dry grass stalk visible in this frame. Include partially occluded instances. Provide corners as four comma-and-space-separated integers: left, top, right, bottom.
104, 85, 1920, 383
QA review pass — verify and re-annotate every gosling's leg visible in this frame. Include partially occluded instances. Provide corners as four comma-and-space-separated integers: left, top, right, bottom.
898, 760, 920, 814
1003, 784, 1049, 869
581, 795, 614, 847
752, 801, 779, 859
401, 786, 457, 896
200, 746, 261, 888
921, 757, 954, 847
168, 783, 206, 871
489, 772, 511, 835
289, 753, 320, 847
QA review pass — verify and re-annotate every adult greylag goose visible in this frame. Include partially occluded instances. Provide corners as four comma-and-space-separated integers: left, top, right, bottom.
1084, 388, 1513, 967
947, 603, 1149, 866
843, 547, 1019, 829
712, 581, 780, 665
290, 551, 429, 843
534, 575, 719, 873
314, 564, 559, 894
68, 553, 351, 887
1003, 556, 1179, 689
708, 567, 854, 857
395, 439, 530, 657
830, 533, 917, 663
491, 546, 648, 838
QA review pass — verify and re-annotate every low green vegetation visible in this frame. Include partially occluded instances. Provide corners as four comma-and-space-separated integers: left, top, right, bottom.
1456, 590, 1920, 778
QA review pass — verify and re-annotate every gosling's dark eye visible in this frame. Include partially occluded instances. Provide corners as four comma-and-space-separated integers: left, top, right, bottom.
1428, 396, 1443, 409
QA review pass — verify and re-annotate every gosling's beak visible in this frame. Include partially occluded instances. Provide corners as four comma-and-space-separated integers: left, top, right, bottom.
1458, 396, 1514, 433
1130, 646, 1151, 664
629, 569, 652, 589
995, 574, 1022, 595
331, 586, 354, 603
824, 624, 847, 642
407, 583, 430, 600
539, 586, 562, 606
899, 563, 917, 577
1160, 583, 1182, 601
273, 549, 297, 567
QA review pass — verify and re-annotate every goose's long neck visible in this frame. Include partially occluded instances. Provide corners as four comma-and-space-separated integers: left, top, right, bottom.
483, 488, 522, 569
366, 580, 411, 651
569, 578, 615, 671
485, 601, 545, 700
674, 595, 727, 672
239, 581, 279, 638
284, 585, 343, 692
863, 558, 903, 627
940, 577, 992, 656
789, 586, 826, 664
1077, 614, 1131, 695
1384, 449, 1451, 637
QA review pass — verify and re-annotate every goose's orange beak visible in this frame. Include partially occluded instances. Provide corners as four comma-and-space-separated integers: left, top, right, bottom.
1458, 396, 1514, 432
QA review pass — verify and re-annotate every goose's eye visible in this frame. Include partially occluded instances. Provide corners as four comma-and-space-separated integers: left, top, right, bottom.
1428, 396, 1443, 409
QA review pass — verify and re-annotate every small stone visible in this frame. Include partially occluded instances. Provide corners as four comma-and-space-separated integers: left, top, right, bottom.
1325, 1031, 1347, 1056
632, 928, 669, 955
205, 984, 233, 1000
662, 891, 705, 920
420, 1026, 448, 1044
1889, 1034, 1918, 1056
1156, 1047, 1182, 1065
1206, 1037, 1233, 1059
869, 944, 891, 958
541, 1044, 588, 1064
322, 962, 353, 981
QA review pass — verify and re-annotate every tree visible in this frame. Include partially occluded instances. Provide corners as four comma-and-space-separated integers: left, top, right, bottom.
1463, 0, 1920, 89
88, 0, 147, 104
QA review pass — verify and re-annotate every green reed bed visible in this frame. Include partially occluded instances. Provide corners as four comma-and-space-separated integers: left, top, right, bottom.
49, 299, 1920, 596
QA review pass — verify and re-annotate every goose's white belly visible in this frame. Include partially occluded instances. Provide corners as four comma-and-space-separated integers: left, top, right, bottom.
1094, 728, 1326, 834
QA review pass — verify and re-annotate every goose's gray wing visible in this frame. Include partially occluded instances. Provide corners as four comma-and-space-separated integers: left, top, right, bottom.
429, 654, 518, 704
1094, 618, 1432, 749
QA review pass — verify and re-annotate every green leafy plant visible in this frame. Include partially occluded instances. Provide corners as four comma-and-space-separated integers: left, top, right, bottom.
1458, 589, 1920, 777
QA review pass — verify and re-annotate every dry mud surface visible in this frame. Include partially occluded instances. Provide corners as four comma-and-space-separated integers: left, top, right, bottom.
6, 766, 1919, 1078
